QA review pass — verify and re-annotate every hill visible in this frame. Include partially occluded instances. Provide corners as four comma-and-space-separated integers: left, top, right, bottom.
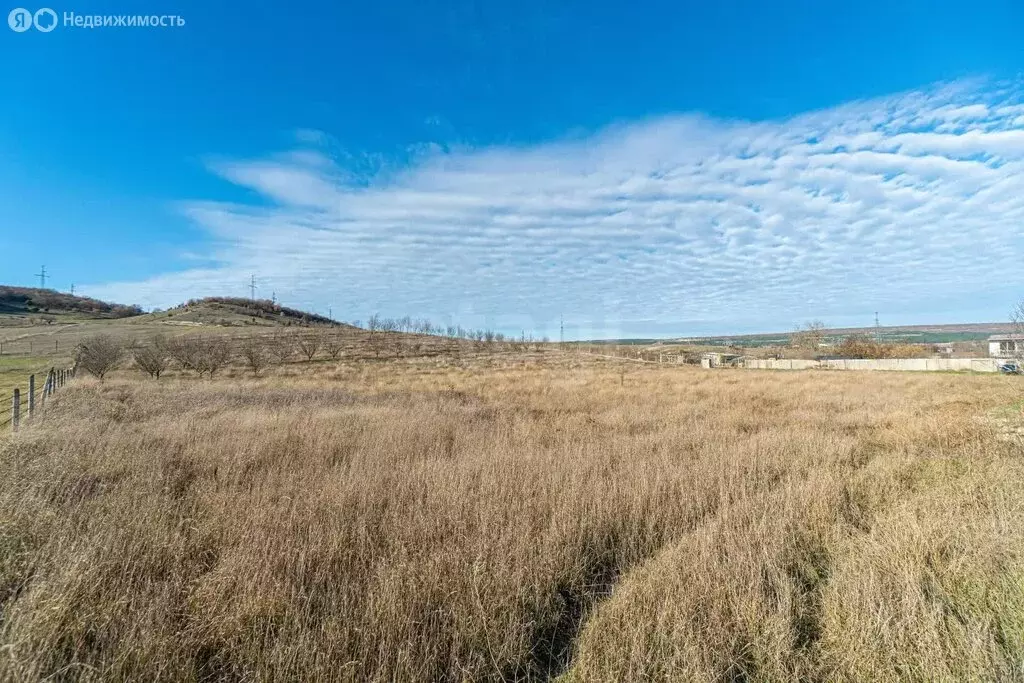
0, 286, 142, 324
131, 297, 347, 328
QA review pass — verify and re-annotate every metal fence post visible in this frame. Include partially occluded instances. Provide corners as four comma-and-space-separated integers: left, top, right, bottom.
12, 389, 20, 433
28, 375, 35, 419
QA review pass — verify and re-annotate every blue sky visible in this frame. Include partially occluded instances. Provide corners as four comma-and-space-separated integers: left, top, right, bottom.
3, 0, 1024, 338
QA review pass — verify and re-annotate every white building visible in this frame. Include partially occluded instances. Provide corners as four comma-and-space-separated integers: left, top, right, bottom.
989, 334, 1024, 358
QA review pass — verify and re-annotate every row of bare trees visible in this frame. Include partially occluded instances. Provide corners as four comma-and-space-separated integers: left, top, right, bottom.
76, 334, 243, 380
74, 318, 555, 381
74, 329, 353, 380
363, 313, 550, 345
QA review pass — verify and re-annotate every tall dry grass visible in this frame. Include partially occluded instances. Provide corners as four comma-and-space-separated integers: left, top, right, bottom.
0, 362, 1022, 682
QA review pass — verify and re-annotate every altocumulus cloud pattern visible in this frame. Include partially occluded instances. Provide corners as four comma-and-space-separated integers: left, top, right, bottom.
88, 80, 1024, 336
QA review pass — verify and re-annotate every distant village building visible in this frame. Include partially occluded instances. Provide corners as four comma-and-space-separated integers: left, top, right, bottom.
700, 352, 743, 368
989, 334, 1024, 357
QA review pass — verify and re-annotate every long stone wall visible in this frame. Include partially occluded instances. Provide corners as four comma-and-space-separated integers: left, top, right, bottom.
743, 357, 1001, 372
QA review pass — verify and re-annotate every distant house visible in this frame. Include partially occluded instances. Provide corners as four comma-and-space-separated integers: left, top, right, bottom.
989, 334, 1024, 357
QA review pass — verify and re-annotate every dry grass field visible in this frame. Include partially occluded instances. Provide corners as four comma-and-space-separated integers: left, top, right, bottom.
1, 353, 1023, 681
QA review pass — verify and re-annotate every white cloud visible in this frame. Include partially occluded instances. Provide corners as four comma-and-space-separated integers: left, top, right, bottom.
85, 80, 1024, 337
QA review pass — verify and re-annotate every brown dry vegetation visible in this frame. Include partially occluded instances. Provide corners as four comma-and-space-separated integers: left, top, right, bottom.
1, 357, 1023, 682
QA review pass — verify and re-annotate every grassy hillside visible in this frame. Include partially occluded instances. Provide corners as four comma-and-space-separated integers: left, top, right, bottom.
0, 286, 142, 324
132, 297, 345, 327
0, 293, 356, 402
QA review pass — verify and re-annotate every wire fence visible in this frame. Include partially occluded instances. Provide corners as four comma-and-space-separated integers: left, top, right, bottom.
2, 366, 76, 433
0, 337, 67, 357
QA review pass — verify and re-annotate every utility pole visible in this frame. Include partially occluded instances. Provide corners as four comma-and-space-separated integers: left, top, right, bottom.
35, 265, 47, 289
328, 306, 333, 321
271, 291, 276, 304
70, 283, 75, 296
249, 275, 257, 301
560, 314, 564, 344
874, 312, 881, 342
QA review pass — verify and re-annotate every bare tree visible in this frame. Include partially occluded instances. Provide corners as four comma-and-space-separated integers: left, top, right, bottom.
366, 315, 384, 359
76, 334, 124, 380
267, 332, 295, 365
1010, 301, 1024, 361
296, 331, 322, 361
165, 335, 202, 374
239, 336, 269, 376
195, 336, 233, 378
132, 335, 169, 379
791, 320, 827, 351
323, 333, 345, 360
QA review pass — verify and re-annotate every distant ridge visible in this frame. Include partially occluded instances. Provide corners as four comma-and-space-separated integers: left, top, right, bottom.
674, 322, 1018, 347
0, 285, 142, 320
587, 322, 1018, 346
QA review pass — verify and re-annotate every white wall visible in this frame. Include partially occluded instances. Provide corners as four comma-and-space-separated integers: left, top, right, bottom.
743, 358, 1000, 372
990, 341, 1002, 357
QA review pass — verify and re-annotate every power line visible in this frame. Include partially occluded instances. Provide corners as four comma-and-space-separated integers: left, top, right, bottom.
248, 274, 258, 301
35, 265, 47, 289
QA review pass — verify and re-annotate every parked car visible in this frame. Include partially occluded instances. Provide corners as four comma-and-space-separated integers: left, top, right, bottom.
999, 362, 1022, 374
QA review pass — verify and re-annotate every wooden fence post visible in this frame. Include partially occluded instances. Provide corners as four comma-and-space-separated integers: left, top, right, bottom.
28, 375, 35, 419
12, 389, 20, 432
